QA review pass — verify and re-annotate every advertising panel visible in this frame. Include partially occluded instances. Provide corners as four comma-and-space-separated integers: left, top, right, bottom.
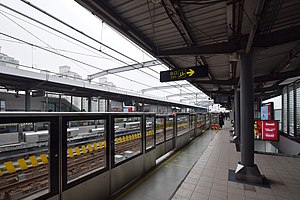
260, 102, 274, 120
260, 105, 270, 120
254, 120, 279, 141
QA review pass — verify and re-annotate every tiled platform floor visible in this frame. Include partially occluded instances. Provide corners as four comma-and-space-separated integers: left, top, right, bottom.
172, 122, 300, 200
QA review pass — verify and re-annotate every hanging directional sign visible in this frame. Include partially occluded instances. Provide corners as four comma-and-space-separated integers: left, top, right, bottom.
160, 65, 208, 82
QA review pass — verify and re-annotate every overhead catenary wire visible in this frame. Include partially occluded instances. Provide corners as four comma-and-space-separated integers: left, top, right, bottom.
0, 3, 201, 102
18, 0, 197, 95
0, 3, 178, 92
0, 60, 141, 93
0, 11, 90, 73
0, 8, 117, 62
0, 38, 118, 61
0, 33, 192, 98
0, 4, 165, 90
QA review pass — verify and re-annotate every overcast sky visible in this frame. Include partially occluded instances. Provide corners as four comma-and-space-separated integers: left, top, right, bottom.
0, 0, 211, 104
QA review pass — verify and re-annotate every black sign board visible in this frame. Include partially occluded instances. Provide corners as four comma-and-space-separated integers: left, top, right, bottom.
160, 65, 208, 82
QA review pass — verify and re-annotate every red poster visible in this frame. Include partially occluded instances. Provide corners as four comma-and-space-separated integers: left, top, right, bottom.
262, 120, 278, 141
254, 120, 279, 141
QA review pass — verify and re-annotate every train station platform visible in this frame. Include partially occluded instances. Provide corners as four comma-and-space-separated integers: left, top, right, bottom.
172, 121, 300, 200
115, 125, 216, 200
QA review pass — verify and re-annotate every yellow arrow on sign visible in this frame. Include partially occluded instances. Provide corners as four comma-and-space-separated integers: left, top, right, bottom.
187, 69, 195, 77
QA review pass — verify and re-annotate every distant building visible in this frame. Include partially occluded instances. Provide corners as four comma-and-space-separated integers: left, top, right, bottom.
59, 65, 82, 79
0, 47, 19, 68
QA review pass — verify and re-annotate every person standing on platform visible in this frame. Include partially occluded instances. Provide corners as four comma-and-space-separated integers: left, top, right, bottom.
219, 114, 224, 129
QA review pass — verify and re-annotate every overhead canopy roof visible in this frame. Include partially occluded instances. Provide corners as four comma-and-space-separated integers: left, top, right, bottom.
76, 0, 300, 100
0, 65, 206, 109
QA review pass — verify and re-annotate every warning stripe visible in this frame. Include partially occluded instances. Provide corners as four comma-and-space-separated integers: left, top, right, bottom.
0, 154, 49, 175
1, 140, 107, 175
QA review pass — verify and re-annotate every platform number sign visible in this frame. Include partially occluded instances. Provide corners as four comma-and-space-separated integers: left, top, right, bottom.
160, 65, 208, 82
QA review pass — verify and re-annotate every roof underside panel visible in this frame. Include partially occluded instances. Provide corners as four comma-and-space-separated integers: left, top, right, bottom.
206, 55, 229, 80
181, 2, 228, 45
259, 0, 300, 34
254, 42, 297, 76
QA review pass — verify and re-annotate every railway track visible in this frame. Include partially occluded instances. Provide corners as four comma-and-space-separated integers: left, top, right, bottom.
0, 132, 154, 200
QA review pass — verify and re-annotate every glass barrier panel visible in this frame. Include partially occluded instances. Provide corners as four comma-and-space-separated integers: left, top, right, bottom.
156, 118, 165, 144
114, 117, 142, 164
0, 122, 50, 200
166, 117, 174, 140
177, 115, 190, 136
211, 114, 219, 124
146, 117, 155, 150
66, 119, 106, 183
206, 114, 211, 127
197, 114, 205, 129
190, 115, 195, 130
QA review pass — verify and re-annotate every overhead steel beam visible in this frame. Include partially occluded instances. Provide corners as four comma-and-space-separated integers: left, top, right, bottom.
166, 92, 207, 99
271, 42, 300, 75
246, 0, 265, 53
180, 97, 211, 102
141, 84, 192, 93
87, 60, 161, 80
156, 25, 300, 56
259, 0, 283, 35
192, 68, 300, 85
161, 0, 214, 80
191, 79, 238, 85
254, 68, 300, 83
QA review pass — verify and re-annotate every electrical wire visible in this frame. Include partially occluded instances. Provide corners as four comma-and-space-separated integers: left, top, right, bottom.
0, 2, 202, 101
0, 38, 121, 61
0, 33, 190, 97
18, 0, 197, 94
0, 9, 116, 62
0, 3, 169, 87
0, 11, 90, 73
0, 60, 139, 92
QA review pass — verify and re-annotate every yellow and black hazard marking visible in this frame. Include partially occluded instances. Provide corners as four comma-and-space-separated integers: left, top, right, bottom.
210, 124, 220, 131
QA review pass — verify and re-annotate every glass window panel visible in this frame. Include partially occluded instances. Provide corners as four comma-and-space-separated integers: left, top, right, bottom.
166, 117, 174, 140
197, 113, 205, 129
274, 109, 282, 131
0, 122, 50, 199
190, 115, 195, 130
146, 117, 155, 150
114, 117, 142, 164
177, 115, 189, 136
67, 119, 106, 183
283, 88, 288, 133
206, 114, 211, 127
296, 83, 300, 136
156, 118, 165, 144
288, 86, 294, 136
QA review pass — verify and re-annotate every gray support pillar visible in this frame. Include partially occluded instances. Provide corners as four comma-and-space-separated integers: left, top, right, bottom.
141, 102, 145, 112
81, 97, 83, 111
240, 52, 254, 166
58, 94, 62, 112
106, 99, 110, 112
70, 96, 73, 112
235, 51, 263, 184
234, 88, 240, 145
25, 90, 31, 111
98, 98, 100, 112
88, 97, 92, 112
46, 93, 49, 112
